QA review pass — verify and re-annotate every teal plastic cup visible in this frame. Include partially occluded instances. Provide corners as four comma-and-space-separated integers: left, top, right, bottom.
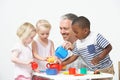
80, 67, 87, 74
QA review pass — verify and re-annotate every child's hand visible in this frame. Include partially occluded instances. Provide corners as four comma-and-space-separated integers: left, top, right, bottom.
26, 59, 34, 65
55, 57, 62, 64
42, 57, 47, 61
33, 68, 39, 72
62, 41, 74, 50
91, 56, 101, 65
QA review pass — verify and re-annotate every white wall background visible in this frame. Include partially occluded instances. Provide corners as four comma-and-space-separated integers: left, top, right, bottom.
0, 0, 120, 80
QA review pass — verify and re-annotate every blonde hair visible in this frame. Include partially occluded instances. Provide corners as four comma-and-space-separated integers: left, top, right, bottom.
17, 22, 36, 40
36, 19, 51, 30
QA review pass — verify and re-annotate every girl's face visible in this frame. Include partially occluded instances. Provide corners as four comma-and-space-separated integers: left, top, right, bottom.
37, 26, 50, 40
72, 24, 89, 40
24, 31, 36, 45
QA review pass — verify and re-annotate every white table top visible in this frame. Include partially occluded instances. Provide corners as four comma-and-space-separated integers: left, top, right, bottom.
33, 71, 113, 80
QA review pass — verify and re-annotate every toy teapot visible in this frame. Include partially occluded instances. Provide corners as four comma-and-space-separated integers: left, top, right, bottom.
46, 63, 62, 71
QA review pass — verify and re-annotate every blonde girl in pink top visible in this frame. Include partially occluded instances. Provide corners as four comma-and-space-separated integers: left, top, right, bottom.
11, 22, 36, 80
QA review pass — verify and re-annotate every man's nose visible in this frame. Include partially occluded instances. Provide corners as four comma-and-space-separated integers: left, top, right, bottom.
61, 29, 66, 34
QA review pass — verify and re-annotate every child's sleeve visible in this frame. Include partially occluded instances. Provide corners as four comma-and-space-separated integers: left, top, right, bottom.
11, 43, 21, 54
96, 33, 110, 48
72, 42, 79, 55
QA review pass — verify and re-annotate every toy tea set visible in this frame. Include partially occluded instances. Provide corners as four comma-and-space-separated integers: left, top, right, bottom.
46, 46, 88, 75
55, 46, 88, 75
41, 46, 67, 75
31, 46, 91, 75
45, 56, 62, 75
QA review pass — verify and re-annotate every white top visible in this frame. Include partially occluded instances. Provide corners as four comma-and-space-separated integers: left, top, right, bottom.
11, 42, 33, 79
35, 39, 52, 70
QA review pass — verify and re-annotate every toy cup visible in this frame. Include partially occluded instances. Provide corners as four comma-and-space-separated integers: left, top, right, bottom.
80, 67, 87, 74
31, 62, 38, 70
69, 68, 76, 75
55, 46, 68, 59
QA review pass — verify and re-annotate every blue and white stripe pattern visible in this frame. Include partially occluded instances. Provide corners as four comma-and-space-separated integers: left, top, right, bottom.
72, 32, 112, 71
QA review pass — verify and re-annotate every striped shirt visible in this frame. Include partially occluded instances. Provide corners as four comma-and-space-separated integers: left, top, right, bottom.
72, 32, 112, 71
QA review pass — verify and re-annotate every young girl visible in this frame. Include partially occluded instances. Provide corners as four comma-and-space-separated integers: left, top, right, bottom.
32, 19, 55, 71
11, 22, 36, 80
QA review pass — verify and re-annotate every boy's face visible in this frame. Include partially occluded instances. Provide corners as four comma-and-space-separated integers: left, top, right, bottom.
72, 24, 88, 40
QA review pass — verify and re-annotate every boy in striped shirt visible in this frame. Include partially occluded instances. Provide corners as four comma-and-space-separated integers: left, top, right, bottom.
62, 16, 114, 80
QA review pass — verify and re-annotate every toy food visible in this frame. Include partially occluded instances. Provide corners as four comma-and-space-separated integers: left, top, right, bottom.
63, 71, 69, 75
94, 70, 100, 74
47, 56, 55, 63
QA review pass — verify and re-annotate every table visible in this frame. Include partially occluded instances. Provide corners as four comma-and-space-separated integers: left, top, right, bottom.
32, 71, 113, 80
